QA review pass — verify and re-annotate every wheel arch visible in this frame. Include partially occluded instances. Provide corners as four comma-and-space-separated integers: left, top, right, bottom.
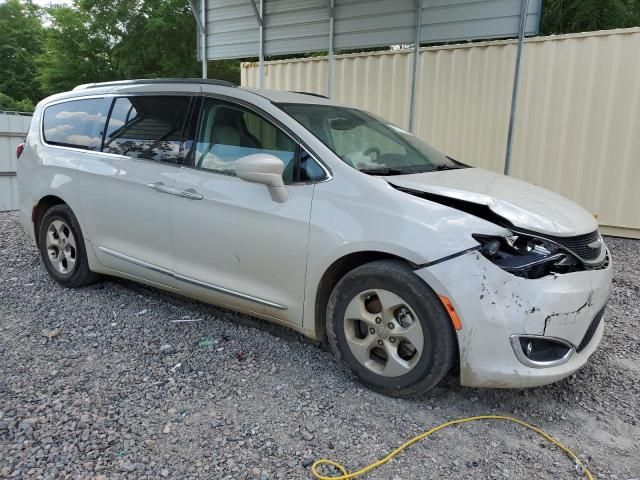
313, 251, 417, 344
33, 195, 68, 247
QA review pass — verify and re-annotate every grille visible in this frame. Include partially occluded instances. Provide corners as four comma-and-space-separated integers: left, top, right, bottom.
577, 307, 605, 353
546, 230, 602, 261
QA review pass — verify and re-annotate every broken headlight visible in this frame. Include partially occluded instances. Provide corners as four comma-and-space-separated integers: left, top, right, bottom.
473, 233, 579, 279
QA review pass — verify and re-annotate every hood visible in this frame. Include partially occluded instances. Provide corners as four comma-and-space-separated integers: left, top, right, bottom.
387, 168, 598, 236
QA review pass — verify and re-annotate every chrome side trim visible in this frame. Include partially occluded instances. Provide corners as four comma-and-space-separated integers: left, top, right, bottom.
173, 273, 287, 310
98, 246, 287, 310
509, 334, 576, 369
98, 246, 174, 276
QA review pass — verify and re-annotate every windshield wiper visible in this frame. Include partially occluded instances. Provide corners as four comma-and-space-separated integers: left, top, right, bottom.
434, 164, 463, 171
358, 167, 406, 176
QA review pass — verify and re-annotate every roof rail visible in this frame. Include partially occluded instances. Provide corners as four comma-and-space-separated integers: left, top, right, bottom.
73, 78, 237, 91
290, 91, 330, 99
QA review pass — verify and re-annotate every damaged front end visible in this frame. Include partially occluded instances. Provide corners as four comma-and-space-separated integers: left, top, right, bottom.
415, 250, 612, 388
472, 230, 609, 280
389, 171, 613, 387
393, 184, 609, 280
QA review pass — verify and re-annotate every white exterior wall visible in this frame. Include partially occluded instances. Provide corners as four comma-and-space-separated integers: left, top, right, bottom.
0, 113, 32, 211
242, 28, 640, 238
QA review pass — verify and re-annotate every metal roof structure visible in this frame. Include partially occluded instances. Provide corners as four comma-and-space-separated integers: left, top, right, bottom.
195, 0, 540, 61
186, 0, 541, 173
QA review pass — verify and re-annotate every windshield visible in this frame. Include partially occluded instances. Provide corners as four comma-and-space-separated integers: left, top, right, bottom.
277, 103, 466, 175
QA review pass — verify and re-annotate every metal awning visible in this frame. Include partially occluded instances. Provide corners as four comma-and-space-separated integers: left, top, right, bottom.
188, 0, 541, 173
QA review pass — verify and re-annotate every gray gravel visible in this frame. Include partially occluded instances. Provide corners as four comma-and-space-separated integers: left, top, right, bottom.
0, 210, 639, 480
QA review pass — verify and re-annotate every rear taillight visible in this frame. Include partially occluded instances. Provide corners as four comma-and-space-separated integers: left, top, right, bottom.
16, 143, 25, 159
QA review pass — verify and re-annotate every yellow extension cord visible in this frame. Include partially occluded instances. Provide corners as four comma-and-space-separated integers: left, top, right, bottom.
310, 415, 594, 480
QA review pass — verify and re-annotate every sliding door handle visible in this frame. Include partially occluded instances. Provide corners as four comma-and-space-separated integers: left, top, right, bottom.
147, 181, 175, 195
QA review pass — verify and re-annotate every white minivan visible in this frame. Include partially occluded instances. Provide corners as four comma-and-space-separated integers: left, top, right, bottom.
17, 79, 612, 397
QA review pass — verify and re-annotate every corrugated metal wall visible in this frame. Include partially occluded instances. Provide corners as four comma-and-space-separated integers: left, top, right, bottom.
0, 113, 31, 211
242, 28, 640, 238
201, 0, 541, 60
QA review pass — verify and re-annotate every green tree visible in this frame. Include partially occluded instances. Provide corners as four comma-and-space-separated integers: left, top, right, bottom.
0, 92, 35, 112
0, 0, 44, 108
36, 0, 240, 96
80, 0, 239, 82
110, 0, 201, 78
36, 5, 116, 96
540, 0, 640, 34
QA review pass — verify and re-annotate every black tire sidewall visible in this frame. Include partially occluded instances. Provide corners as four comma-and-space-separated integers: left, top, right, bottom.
38, 205, 95, 288
327, 260, 457, 397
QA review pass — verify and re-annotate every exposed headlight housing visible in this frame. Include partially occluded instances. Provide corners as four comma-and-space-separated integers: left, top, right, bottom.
473, 233, 580, 279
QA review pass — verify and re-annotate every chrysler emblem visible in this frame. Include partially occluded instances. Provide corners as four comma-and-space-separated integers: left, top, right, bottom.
588, 236, 602, 249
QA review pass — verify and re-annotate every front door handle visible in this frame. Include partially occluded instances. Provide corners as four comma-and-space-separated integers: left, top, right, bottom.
176, 188, 203, 200
148, 182, 203, 200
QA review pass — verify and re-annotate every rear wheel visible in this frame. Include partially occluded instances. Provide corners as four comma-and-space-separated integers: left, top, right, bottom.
39, 204, 98, 288
326, 260, 457, 397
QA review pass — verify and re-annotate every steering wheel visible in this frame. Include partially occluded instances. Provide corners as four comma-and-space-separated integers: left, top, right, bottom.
363, 146, 381, 161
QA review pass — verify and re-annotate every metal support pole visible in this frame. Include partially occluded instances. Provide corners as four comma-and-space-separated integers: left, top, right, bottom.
249, 0, 264, 87
200, 0, 207, 78
187, 0, 204, 31
504, 0, 530, 175
408, 0, 423, 132
258, 0, 264, 88
187, 0, 206, 78
327, 0, 335, 97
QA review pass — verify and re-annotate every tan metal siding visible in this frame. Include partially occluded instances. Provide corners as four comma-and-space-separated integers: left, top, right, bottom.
511, 30, 640, 235
242, 28, 640, 238
0, 113, 31, 211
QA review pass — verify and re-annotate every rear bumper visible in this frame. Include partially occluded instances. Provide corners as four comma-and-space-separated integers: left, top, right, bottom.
415, 249, 612, 388
17, 175, 35, 243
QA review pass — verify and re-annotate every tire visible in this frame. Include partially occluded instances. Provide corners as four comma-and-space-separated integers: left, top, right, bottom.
326, 259, 457, 397
38, 204, 98, 288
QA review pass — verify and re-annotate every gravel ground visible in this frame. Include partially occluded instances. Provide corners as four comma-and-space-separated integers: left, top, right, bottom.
1, 210, 639, 480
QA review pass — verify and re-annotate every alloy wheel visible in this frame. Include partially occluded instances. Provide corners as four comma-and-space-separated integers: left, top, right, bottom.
343, 289, 424, 377
45, 220, 77, 275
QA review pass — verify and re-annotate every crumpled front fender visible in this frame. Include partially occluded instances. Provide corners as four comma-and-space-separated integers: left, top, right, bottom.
414, 250, 613, 388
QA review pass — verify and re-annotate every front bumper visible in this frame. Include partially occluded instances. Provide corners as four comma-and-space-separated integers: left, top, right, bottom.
415, 249, 613, 388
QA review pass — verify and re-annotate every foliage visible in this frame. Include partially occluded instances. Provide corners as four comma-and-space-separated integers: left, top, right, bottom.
36, 5, 116, 97
0, 0, 44, 107
34, 0, 240, 96
0, 92, 35, 113
540, 0, 640, 35
104, 0, 240, 82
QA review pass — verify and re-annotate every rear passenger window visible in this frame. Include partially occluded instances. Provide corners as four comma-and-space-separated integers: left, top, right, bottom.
43, 99, 106, 150
103, 96, 190, 163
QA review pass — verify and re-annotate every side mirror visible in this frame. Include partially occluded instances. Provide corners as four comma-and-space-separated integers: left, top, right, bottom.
235, 153, 288, 203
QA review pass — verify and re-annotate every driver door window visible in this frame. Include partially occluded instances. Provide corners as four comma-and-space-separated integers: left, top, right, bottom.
194, 99, 296, 182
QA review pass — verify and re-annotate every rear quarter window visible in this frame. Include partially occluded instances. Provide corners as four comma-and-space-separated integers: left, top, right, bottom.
43, 98, 107, 150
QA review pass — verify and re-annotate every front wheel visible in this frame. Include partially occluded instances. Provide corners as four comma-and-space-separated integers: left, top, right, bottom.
38, 204, 98, 288
326, 260, 457, 397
